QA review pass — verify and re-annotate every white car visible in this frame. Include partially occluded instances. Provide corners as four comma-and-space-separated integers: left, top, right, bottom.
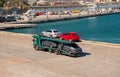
41, 29, 61, 38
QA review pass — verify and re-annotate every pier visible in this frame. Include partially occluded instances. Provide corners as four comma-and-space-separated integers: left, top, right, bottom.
0, 31, 120, 77
0, 23, 36, 30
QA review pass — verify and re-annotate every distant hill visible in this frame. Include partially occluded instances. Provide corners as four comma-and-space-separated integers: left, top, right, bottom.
0, 0, 30, 7
0, 0, 30, 14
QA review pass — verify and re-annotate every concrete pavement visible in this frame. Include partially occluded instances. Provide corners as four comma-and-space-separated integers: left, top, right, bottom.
0, 31, 120, 77
0, 23, 36, 30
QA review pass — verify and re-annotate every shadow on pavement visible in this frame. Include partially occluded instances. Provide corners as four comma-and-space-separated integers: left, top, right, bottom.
76, 52, 91, 58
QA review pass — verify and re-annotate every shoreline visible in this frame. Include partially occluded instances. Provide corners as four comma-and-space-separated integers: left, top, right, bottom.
12, 11, 120, 24
0, 11, 119, 30
0, 12, 120, 45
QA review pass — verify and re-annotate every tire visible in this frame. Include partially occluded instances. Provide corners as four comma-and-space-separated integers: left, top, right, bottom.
48, 45, 53, 53
55, 49, 61, 55
33, 38, 35, 41
69, 51, 74, 57
49, 48, 53, 53
35, 45, 39, 50
70, 53, 76, 57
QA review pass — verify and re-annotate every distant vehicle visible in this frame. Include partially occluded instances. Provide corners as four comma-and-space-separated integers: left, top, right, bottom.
34, 12, 39, 16
71, 10, 80, 13
34, 12, 44, 16
60, 32, 80, 42
15, 15, 24, 20
6, 15, 16, 22
0, 16, 6, 22
41, 29, 61, 38
47, 12, 55, 15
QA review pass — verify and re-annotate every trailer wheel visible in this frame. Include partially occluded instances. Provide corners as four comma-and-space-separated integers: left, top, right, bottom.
69, 51, 75, 57
49, 45, 53, 53
55, 49, 61, 55
70, 53, 75, 57
49, 48, 53, 53
35, 45, 39, 50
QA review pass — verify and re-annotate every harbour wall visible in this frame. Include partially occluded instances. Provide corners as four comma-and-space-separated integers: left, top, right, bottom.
0, 11, 120, 30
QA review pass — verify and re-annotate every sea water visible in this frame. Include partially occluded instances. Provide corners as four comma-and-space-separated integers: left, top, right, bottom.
6, 14, 120, 44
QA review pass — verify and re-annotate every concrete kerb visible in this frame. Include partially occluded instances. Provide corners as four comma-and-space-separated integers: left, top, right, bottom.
81, 40, 120, 48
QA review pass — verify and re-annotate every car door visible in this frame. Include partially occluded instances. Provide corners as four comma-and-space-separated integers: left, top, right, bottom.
62, 44, 70, 52
62, 33, 68, 40
65, 33, 70, 40
46, 30, 52, 37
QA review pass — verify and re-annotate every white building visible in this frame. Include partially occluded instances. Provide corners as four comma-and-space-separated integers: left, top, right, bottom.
24, 0, 39, 5
37, 0, 82, 4
95, 0, 120, 3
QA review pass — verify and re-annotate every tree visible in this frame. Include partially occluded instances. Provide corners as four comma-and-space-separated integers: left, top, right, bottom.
0, 0, 9, 7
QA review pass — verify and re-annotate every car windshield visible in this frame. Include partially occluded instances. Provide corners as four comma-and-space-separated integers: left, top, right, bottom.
65, 43, 79, 48
70, 43, 79, 48
53, 30, 59, 33
73, 33, 78, 36
46, 30, 52, 32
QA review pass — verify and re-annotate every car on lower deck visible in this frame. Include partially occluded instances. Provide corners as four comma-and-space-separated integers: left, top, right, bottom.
61, 43, 82, 56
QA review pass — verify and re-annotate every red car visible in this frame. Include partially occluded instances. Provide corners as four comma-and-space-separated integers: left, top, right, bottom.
60, 32, 80, 42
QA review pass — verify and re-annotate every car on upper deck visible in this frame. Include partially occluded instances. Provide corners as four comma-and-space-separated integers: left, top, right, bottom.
60, 32, 80, 42
41, 29, 61, 38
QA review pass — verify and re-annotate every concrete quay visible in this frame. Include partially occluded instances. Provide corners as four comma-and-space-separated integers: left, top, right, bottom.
0, 31, 120, 77
17, 11, 120, 24
0, 11, 119, 30
0, 23, 36, 30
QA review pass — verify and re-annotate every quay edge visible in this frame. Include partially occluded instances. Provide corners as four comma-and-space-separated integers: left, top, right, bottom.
0, 11, 120, 30
13, 11, 120, 24
0, 23, 37, 30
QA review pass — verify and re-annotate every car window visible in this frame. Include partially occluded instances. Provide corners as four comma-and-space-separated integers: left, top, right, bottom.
73, 33, 78, 36
46, 30, 52, 32
65, 43, 79, 48
70, 43, 79, 48
42, 41, 57, 47
64, 33, 69, 36
53, 30, 59, 33
63, 45, 70, 51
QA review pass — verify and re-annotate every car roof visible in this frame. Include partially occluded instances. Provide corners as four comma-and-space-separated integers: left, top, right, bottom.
66, 32, 77, 34
49, 29, 58, 31
43, 29, 59, 32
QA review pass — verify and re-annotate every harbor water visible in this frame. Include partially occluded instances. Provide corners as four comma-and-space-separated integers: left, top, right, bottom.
7, 13, 120, 44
